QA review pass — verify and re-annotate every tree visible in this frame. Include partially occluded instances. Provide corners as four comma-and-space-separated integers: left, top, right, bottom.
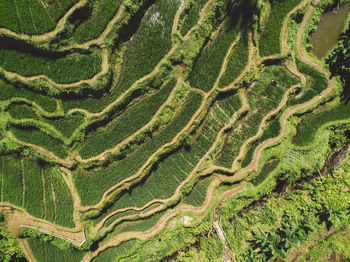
326, 22, 350, 100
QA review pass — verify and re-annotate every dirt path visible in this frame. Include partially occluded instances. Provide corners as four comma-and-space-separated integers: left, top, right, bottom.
18, 239, 36, 262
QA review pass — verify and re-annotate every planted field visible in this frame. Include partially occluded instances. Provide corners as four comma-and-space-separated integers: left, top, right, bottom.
218, 31, 250, 88
0, 45, 102, 84
11, 126, 68, 159
0, 155, 22, 206
179, 0, 207, 36
79, 79, 176, 159
0, 0, 78, 34
28, 238, 84, 262
73, 0, 123, 43
293, 101, 350, 146
259, 0, 301, 56
75, 91, 203, 206
0, 0, 347, 261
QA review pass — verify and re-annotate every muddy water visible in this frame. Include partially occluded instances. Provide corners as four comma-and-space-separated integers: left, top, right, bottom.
310, 1, 350, 59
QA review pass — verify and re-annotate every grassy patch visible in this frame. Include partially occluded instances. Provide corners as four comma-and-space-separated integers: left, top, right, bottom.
0, 155, 22, 206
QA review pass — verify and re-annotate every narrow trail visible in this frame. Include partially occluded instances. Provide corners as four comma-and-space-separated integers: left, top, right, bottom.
18, 239, 36, 262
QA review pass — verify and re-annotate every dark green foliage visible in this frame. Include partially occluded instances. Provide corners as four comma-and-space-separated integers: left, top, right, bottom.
23, 159, 44, 218
288, 59, 328, 105
0, 0, 21, 33
79, 79, 176, 158
75, 92, 203, 206
11, 126, 68, 159
241, 118, 281, 168
46, 168, 75, 228
0, 212, 26, 261
115, 0, 180, 98
251, 159, 279, 186
0, 47, 101, 84
183, 177, 212, 207
259, 0, 301, 56
73, 0, 123, 43
231, 166, 350, 261
179, 0, 207, 36
0, 80, 56, 112
119, 211, 166, 233
189, 16, 243, 92
8, 104, 38, 120
326, 21, 350, 96
92, 240, 137, 262
1, 155, 22, 206
49, 113, 85, 138
28, 237, 84, 262
43, 168, 55, 222
219, 31, 249, 88
293, 101, 350, 146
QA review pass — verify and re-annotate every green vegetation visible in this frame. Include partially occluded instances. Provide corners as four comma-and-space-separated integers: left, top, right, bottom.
326, 21, 350, 94
11, 126, 68, 159
259, 0, 301, 56
75, 91, 203, 206
28, 237, 84, 262
179, 0, 207, 36
293, 101, 350, 146
0, 0, 349, 261
79, 79, 176, 158
189, 15, 243, 92
0, 46, 102, 84
218, 30, 249, 88
73, 0, 123, 43
0, 212, 26, 261
0, 155, 22, 206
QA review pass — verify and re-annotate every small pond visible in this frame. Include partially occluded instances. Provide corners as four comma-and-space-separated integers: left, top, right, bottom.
310, 1, 350, 59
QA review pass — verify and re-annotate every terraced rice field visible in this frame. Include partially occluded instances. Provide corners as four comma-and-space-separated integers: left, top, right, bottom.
0, 0, 348, 261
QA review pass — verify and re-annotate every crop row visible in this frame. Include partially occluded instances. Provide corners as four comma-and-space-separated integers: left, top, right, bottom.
293, 101, 350, 146
79, 79, 176, 159
73, 0, 123, 43
0, 79, 57, 112
10, 126, 68, 159
0, 155, 74, 227
113, 0, 181, 100
183, 176, 212, 207
189, 15, 243, 92
189, 0, 257, 92
0, 45, 102, 84
241, 117, 281, 168
97, 91, 239, 222
288, 58, 328, 106
0, 155, 22, 206
179, 0, 208, 36
75, 91, 203, 206
92, 239, 137, 262
28, 237, 84, 262
216, 66, 296, 168
218, 30, 249, 88
7, 103, 85, 139
259, 0, 301, 57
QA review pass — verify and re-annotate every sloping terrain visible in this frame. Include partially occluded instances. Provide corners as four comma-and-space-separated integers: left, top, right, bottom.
0, 0, 349, 261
